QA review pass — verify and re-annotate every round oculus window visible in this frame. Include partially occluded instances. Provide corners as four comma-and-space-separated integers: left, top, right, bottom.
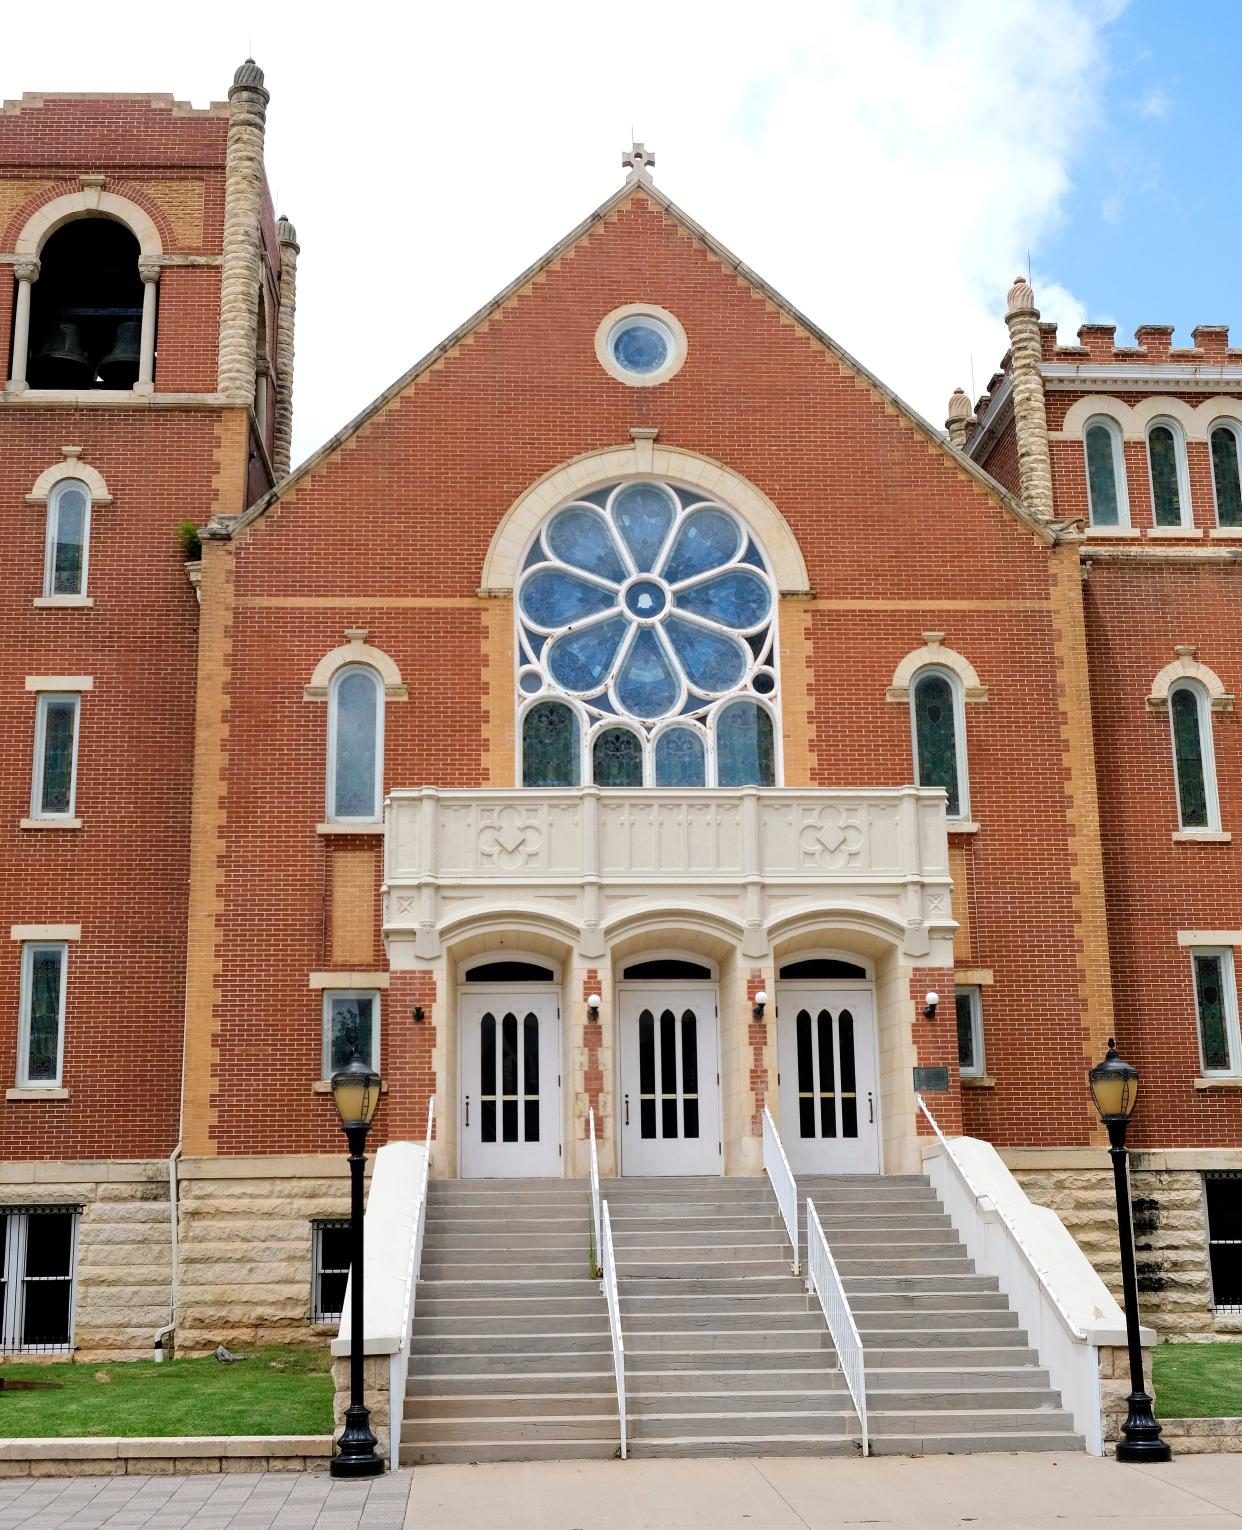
609, 315, 673, 376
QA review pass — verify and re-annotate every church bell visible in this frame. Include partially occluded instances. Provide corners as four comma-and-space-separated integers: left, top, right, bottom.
97, 319, 142, 388
29, 320, 91, 387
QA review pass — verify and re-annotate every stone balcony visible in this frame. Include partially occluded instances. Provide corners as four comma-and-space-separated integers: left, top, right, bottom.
383, 786, 954, 966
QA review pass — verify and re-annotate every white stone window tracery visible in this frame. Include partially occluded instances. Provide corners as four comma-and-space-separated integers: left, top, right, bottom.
516, 478, 780, 787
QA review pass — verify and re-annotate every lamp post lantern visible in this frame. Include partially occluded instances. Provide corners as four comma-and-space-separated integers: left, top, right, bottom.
1088, 1038, 1172, 1463
329, 1057, 385, 1479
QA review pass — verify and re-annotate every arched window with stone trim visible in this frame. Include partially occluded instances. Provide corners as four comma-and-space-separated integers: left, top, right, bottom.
327, 665, 384, 822
1084, 415, 1128, 527
516, 476, 781, 788
1210, 420, 1242, 528
1147, 419, 1192, 527
43, 480, 91, 599
911, 668, 968, 821
1168, 680, 1219, 832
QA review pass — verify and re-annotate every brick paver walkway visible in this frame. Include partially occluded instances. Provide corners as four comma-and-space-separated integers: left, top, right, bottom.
0, 1471, 412, 1530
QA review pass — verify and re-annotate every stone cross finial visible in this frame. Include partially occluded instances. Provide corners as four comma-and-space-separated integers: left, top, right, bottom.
623, 142, 655, 182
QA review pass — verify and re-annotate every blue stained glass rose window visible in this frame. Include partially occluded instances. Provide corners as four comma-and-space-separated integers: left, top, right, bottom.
609, 316, 674, 376
517, 479, 780, 786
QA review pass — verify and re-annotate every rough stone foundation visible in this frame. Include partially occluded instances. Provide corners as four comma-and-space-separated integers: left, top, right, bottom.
331, 1354, 392, 1467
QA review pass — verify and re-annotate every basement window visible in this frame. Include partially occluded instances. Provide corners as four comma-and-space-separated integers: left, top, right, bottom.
1205, 1173, 1242, 1313
311, 1220, 350, 1324
0, 1206, 79, 1354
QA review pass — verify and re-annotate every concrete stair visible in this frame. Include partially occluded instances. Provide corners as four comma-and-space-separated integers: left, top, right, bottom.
400, 1171, 1085, 1465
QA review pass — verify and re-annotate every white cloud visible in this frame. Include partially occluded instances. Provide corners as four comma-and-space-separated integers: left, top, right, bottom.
2, 0, 1125, 460
1139, 85, 1171, 119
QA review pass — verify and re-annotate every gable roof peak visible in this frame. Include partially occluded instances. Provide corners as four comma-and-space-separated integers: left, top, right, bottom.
622, 141, 656, 186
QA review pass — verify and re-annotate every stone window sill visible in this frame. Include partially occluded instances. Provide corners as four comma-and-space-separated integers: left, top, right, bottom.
1147, 526, 1203, 538
312, 1080, 388, 1095
316, 822, 384, 836
949, 821, 981, 835
1195, 1077, 1242, 1091
6, 1087, 70, 1101
1209, 528, 1242, 539
1172, 830, 1232, 844
33, 596, 93, 609
961, 1075, 996, 1090
1083, 526, 1140, 538
20, 818, 82, 831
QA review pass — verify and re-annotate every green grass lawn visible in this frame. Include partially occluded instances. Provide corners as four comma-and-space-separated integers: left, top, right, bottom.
0, 1344, 333, 1438
1153, 1342, 1242, 1418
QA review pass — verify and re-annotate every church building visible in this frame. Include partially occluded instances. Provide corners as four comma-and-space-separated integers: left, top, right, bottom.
0, 60, 1239, 1456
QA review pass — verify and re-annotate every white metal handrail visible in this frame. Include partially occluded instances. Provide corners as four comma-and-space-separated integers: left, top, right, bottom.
389, 1097, 435, 1471
761, 1107, 800, 1275
806, 1196, 868, 1456
600, 1199, 627, 1459
588, 1106, 602, 1278
916, 1094, 1086, 1339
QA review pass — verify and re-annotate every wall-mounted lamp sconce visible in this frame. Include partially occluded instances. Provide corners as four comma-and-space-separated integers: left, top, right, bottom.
922, 991, 939, 1021
752, 990, 768, 1020
586, 994, 601, 1017
412, 1006, 425, 1023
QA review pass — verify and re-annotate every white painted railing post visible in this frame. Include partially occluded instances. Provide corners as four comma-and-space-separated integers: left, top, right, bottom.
600, 1199, 627, 1459
588, 1107, 602, 1277
805, 1197, 868, 1455
761, 1106, 799, 1275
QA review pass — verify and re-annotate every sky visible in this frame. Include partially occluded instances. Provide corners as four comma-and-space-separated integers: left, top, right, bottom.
3, 0, 1233, 466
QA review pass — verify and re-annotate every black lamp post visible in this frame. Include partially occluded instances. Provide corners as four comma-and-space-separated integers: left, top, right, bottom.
329, 1057, 385, 1479
1087, 1038, 1172, 1463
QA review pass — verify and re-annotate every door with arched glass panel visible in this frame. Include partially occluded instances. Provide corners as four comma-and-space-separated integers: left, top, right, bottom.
459, 990, 562, 1177
776, 984, 880, 1174
619, 986, 721, 1176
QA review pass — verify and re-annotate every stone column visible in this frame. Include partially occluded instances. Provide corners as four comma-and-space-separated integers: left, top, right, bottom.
945, 387, 974, 451
6, 259, 40, 393
272, 215, 299, 479
217, 59, 269, 404
1003, 276, 1055, 520
136, 259, 160, 394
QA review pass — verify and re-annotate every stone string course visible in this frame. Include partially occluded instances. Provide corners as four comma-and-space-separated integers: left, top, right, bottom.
0, 1437, 330, 1479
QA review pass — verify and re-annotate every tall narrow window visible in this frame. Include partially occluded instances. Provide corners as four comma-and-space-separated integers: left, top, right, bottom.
1169, 681, 1218, 831
522, 701, 580, 787
1147, 422, 1190, 527
592, 726, 643, 786
1084, 419, 1127, 527
18, 943, 66, 1088
43, 481, 90, 598
31, 694, 79, 820
715, 701, 775, 787
955, 987, 984, 1080
1192, 949, 1241, 1076
0, 1209, 78, 1354
327, 665, 383, 822
1210, 423, 1242, 528
912, 669, 967, 820
322, 991, 379, 1075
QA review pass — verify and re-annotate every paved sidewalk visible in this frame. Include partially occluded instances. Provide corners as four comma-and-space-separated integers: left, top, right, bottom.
0, 1470, 412, 1529
413, 1452, 1242, 1529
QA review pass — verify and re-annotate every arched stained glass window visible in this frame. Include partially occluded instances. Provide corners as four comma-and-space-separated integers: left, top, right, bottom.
1085, 420, 1125, 527
716, 701, 775, 787
1148, 423, 1188, 527
328, 665, 383, 821
655, 727, 707, 787
1169, 681, 1217, 831
1211, 424, 1242, 528
517, 478, 781, 786
44, 480, 90, 598
522, 701, 580, 788
592, 726, 644, 787
912, 669, 966, 820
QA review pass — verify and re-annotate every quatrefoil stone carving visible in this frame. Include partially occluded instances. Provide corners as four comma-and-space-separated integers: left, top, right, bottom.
478, 806, 543, 870
799, 807, 865, 870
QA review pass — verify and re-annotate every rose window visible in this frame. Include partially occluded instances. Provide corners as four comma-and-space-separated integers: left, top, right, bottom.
517, 479, 779, 788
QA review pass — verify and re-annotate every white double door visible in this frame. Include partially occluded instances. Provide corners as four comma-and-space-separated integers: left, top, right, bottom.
776, 985, 881, 1174
619, 986, 721, 1176
459, 989, 562, 1177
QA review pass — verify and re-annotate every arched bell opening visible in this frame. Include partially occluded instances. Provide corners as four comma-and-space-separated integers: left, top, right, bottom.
26, 219, 146, 391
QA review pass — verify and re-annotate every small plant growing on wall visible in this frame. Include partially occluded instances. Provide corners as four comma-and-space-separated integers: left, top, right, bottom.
175, 520, 202, 563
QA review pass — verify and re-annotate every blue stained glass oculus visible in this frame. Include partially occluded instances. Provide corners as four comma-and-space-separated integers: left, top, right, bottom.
609, 317, 672, 375
517, 478, 779, 782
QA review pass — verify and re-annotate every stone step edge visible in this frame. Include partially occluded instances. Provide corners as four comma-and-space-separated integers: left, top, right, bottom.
0, 1436, 333, 1463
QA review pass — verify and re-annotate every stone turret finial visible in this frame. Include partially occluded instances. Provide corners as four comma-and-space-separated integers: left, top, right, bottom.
232, 58, 266, 90
945, 387, 974, 451
276, 214, 299, 251
623, 142, 656, 183
1006, 274, 1037, 318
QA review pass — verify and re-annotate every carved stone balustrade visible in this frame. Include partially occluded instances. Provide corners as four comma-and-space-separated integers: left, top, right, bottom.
383, 787, 954, 966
